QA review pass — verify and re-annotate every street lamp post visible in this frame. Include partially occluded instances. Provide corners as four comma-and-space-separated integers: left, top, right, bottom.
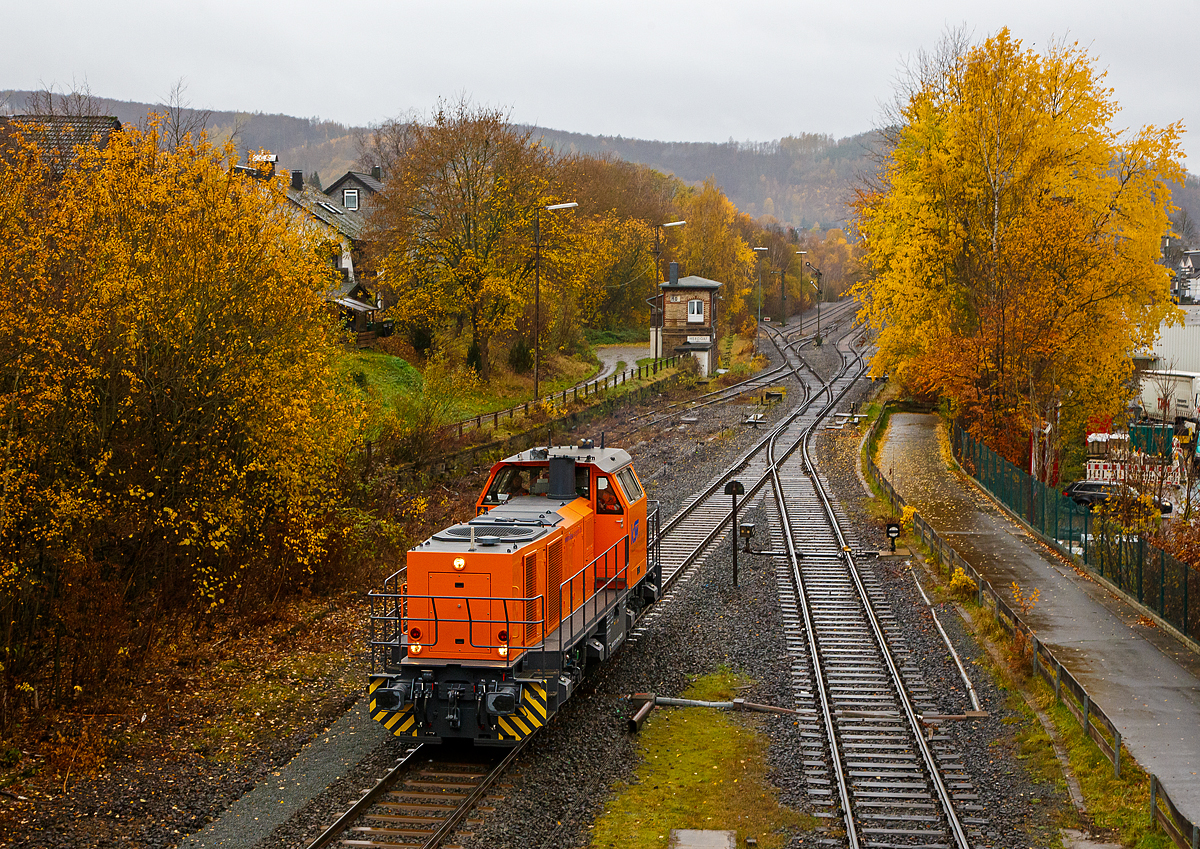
535, 201, 578, 401
805, 260, 824, 346
650, 221, 686, 360
654, 220, 686, 281
753, 247, 768, 350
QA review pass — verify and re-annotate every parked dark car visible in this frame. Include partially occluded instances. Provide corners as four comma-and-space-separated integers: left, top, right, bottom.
1063, 481, 1172, 514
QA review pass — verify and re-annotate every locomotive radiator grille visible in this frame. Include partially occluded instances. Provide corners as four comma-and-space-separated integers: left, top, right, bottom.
547, 539, 563, 630
524, 552, 539, 645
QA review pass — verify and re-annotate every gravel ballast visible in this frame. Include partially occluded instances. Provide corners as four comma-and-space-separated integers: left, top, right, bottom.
4, 321, 1071, 849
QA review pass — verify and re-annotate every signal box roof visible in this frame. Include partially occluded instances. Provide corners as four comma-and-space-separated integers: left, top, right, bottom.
501, 444, 632, 474
660, 275, 722, 291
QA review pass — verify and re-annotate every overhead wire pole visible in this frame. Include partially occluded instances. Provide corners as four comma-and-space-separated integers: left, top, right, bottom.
534, 201, 578, 401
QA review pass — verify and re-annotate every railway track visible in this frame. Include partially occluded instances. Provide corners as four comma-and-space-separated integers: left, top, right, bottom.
650, 312, 864, 587
304, 303, 889, 849
624, 298, 858, 431
307, 740, 528, 849
760, 332, 986, 849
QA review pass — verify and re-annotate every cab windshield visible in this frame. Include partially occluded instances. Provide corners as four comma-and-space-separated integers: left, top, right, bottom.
482, 464, 593, 503
482, 466, 546, 503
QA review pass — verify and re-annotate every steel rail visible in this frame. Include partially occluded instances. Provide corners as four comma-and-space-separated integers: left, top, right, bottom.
304, 744, 425, 849
420, 735, 533, 849
772, 333, 972, 849
802, 416, 972, 849
625, 299, 858, 428
767, 343, 864, 848
655, 319, 860, 555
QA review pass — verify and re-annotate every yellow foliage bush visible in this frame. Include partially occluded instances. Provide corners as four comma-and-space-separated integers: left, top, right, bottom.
0, 115, 364, 704
949, 566, 978, 601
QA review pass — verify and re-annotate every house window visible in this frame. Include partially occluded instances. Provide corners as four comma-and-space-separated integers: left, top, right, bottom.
343, 189, 359, 210
688, 299, 704, 323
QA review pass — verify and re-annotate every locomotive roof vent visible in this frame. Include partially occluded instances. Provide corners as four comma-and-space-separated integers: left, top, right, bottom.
432, 523, 544, 543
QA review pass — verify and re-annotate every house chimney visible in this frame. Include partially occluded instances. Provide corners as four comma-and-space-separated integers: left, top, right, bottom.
669, 261, 679, 285
371, 165, 382, 181
290, 170, 304, 191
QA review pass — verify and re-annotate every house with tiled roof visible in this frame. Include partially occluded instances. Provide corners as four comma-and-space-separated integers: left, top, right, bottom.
0, 114, 122, 176
324, 167, 384, 214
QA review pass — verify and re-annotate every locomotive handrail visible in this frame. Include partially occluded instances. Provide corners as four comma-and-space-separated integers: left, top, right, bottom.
370, 592, 546, 651
553, 535, 631, 654
369, 532, 639, 666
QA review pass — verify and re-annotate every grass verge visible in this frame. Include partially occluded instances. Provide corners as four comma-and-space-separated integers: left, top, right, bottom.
590, 668, 814, 849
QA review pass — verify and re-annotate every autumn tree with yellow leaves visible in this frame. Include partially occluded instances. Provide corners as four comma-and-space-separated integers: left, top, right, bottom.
0, 118, 361, 709
856, 29, 1184, 471
366, 103, 765, 376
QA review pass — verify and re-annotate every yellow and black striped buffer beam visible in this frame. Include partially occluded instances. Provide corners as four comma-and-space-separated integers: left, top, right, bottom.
497, 681, 550, 741
368, 675, 418, 737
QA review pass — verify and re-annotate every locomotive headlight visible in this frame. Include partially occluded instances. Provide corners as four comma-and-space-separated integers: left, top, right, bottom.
408, 643, 423, 656
498, 645, 508, 657
453, 557, 466, 571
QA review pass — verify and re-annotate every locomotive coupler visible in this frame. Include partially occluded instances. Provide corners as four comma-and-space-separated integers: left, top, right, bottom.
413, 677, 434, 728
446, 688, 463, 729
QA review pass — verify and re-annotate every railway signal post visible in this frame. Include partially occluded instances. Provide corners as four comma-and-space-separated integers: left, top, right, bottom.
724, 480, 745, 586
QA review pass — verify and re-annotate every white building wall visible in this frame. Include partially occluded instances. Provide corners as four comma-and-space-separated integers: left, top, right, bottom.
1145, 306, 1200, 372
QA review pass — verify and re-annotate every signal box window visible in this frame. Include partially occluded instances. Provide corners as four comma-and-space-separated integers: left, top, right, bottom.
596, 476, 623, 514
687, 299, 704, 323
343, 188, 359, 210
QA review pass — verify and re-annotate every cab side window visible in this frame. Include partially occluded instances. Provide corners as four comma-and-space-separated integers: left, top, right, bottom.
596, 475, 623, 514
575, 467, 590, 499
616, 467, 644, 502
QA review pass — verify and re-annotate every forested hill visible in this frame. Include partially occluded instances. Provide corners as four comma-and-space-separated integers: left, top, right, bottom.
0, 88, 870, 228
528, 128, 876, 230
0, 89, 362, 185
3, 88, 1196, 235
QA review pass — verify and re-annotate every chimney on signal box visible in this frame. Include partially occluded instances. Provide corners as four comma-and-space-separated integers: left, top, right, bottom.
669, 261, 679, 285
290, 170, 304, 191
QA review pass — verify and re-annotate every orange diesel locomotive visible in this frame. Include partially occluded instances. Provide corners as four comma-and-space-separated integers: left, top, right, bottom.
367, 441, 661, 745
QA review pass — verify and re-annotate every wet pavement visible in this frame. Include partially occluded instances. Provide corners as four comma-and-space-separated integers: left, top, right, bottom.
881, 413, 1200, 824
593, 343, 649, 381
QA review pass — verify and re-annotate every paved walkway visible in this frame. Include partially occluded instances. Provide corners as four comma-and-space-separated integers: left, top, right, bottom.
881, 414, 1200, 824
179, 699, 382, 848
593, 343, 649, 381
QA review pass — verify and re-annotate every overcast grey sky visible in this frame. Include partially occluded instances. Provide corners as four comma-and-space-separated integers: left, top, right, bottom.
4, 0, 1195, 168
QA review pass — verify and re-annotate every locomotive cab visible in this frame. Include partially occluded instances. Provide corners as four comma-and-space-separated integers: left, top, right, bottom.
368, 441, 661, 745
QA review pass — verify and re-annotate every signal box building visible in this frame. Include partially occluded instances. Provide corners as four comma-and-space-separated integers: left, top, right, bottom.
649, 262, 721, 377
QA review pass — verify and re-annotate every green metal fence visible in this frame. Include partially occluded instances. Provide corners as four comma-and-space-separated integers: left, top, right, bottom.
953, 424, 1200, 645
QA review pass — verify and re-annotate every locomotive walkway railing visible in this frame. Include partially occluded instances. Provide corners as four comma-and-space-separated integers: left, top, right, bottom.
864, 410, 1197, 849
369, 504, 661, 671
449, 356, 679, 438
